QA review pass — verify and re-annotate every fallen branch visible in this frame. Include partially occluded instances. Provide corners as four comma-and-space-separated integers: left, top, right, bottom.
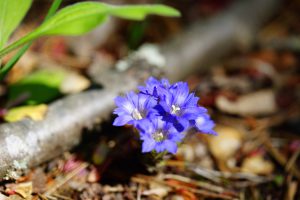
0, 0, 280, 179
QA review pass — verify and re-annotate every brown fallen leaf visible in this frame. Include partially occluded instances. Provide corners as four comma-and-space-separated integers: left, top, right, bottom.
207, 125, 243, 161
5, 182, 33, 200
216, 90, 278, 116
142, 187, 170, 198
7, 195, 23, 200
241, 155, 274, 175
14, 182, 32, 200
4, 104, 48, 122
60, 72, 90, 94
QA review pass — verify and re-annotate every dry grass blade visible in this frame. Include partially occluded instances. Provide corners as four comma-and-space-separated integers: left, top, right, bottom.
44, 162, 88, 196
164, 160, 272, 184
52, 193, 73, 200
161, 173, 233, 194
133, 174, 238, 199
137, 184, 142, 200
285, 180, 298, 200
286, 147, 300, 172
260, 132, 300, 180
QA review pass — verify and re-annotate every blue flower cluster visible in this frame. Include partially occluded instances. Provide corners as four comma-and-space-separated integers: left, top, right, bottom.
113, 77, 216, 154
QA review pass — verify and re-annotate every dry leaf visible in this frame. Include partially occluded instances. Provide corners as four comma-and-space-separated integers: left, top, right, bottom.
241, 155, 274, 175
4, 104, 48, 122
207, 125, 243, 160
143, 182, 171, 198
7, 195, 23, 200
177, 144, 195, 162
14, 182, 32, 200
87, 168, 100, 183
216, 90, 277, 116
60, 72, 90, 94
0, 193, 8, 200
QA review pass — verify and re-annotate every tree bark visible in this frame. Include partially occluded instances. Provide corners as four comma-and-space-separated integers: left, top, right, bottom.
0, 0, 280, 179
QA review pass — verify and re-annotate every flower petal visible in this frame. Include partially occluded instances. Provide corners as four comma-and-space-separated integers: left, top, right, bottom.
195, 115, 217, 135
172, 82, 189, 106
113, 115, 133, 126
163, 140, 178, 154
142, 137, 156, 152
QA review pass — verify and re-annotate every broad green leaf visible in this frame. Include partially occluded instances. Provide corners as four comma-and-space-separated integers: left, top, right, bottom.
0, 0, 32, 49
35, 2, 109, 36
4, 104, 48, 122
0, 0, 62, 81
9, 69, 65, 105
0, 2, 180, 57
35, 3, 180, 36
108, 4, 180, 20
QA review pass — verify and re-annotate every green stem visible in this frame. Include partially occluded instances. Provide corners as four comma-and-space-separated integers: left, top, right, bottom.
0, 0, 62, 80
0, 43, 29, 80
153, 151, 167, 162
44, 0, 62, 21
0, 33, 37, 58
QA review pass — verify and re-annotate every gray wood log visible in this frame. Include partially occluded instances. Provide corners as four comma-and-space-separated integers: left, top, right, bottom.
0, 0, 280, 179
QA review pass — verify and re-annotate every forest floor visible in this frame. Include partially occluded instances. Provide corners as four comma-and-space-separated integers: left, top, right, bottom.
0, 0, 299, 199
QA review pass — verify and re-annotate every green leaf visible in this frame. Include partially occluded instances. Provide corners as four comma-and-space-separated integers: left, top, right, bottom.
8, 69, 65, 105
108, 4, 180, 20
0, 0, 32, 49
35, 3, 180, 36
35, 2, 109, 36
0, 2, 180, 57
0, 0, 62, 81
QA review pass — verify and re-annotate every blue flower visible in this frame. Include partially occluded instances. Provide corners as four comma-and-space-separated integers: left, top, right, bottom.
138, 76, 170, 99
154, 82, 206, 132
113, 76, 217, 154
113, 91, 156, 127
137, 118, 183, 154
192, 114, 217, 135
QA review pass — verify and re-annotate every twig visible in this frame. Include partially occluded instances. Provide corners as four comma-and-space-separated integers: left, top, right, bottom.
164, 160, 272, 185
38, 194, 50, 200
136, 184, 142, 200
161, 173, 231, 194
44, 162, 88, 196
285, 180, 298, 200
133, 174, 237, 200
286, 147, 300, 172
260, 132, 300, 180
240, 111, 300, 180
52, 193, 73, 200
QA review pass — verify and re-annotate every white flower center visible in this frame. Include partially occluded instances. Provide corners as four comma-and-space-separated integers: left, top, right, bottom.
132, 109, 143, 120
171, 104, 181, 115
196, 116, 205, 126
153, 131, 164, 142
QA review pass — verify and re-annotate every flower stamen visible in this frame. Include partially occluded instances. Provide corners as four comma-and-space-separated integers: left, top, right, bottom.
132, 109, 143, 120
153, 131, 164, 142
171, 104, 181, 115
